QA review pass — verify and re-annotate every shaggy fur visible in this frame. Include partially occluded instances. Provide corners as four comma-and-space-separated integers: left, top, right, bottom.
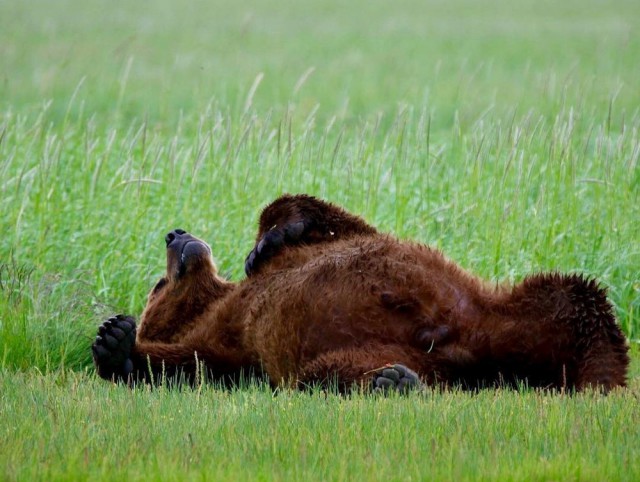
92, 194, 629, 392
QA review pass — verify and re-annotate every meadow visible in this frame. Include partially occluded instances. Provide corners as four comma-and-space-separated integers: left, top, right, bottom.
1, 0, 639, 479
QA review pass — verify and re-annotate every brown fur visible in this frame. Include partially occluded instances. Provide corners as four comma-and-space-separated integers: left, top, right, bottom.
96, 194, 629, 391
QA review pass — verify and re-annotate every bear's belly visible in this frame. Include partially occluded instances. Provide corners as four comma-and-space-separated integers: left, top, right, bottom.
246, 246, 472, 378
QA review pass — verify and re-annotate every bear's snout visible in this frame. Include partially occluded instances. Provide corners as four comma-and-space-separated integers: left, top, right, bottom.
180, 240, 211, 262
164, 229, 212, 277
165, 229, 188, 247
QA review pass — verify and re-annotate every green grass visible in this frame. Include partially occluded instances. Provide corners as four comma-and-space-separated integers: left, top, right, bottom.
1, 0, 640, 479
2, 366, 640, 482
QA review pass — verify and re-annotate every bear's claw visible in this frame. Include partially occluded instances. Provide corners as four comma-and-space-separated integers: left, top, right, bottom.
92, 315, 137, 381
245, 221, 307, 275
371, 364, 422, 393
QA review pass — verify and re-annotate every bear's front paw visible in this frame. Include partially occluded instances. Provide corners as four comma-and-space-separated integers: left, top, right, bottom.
371, 364, 422, 393
92, 315, 136, 382
245, 221, 305, 276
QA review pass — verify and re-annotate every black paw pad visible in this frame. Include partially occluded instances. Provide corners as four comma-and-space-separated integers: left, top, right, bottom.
256, 229, 285, 258
245, 230, 282, 275
245, 221, 311, 276
245, 227, 286, 276
92, 314, 137, 381
283, 221, 305, 241
372, 364, 421, 393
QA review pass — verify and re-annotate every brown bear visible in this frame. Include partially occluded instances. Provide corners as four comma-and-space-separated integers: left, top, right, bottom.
92, 194, 629, 392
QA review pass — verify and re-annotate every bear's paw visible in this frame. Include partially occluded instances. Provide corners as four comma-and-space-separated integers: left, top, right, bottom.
92, 315, 137, 381
371, 364, 422, 393
245, 221, 306, 275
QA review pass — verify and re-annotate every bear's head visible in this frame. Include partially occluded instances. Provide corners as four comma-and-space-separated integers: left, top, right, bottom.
137, 229, 234, 342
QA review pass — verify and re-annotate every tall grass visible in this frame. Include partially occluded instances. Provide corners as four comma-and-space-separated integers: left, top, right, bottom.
1, 102, 638, 371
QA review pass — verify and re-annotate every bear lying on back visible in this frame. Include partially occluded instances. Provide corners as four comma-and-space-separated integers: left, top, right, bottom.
92, 194, 629, 392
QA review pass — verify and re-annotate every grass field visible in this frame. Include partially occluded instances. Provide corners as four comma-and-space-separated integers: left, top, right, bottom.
1, 0, 639, 480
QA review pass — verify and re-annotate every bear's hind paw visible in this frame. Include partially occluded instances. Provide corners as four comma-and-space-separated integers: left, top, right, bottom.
371, 364, 422, 393
92, 315, 136, 382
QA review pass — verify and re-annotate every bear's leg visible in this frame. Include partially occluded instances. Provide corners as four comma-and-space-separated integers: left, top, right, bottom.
92, 315, 247, 385
470, 274, 630, 391
296, 347, 422, 393
245, 194, 378, 275
576, 341, 629, 392
529, 274, 628, 391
